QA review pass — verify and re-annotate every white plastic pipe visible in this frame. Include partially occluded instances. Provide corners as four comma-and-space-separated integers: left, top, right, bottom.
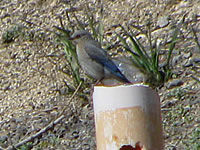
93, 84, 163, 150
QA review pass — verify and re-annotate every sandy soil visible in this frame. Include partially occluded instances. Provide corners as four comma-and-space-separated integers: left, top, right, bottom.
0, 0, 200, 149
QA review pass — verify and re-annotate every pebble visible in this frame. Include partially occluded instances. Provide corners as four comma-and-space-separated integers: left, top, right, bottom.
192, 58, 200, 63
161, 99, 178, 108
183, 59, 193, 67
172, 55, 182, 65
167, 79, 184, 89
16, 126, 27, 135
59, 86, 68, 95
157, 16, 169, 28
183, 57, 200, 67
0, 135, 8, 142
183, 52, 192, 59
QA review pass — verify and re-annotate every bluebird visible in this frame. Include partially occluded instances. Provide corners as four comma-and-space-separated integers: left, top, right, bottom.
69, 30, 131, 84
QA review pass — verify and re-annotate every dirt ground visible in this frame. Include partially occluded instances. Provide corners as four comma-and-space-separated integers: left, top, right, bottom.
0, 0, 200, 150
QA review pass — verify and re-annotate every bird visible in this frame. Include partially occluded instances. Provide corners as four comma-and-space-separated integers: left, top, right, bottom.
69, 30, 131, 84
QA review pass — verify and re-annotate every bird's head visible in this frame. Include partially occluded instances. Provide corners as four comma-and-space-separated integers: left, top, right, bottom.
69, 30, 93, 44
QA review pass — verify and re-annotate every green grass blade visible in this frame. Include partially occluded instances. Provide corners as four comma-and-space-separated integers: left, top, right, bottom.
166, 27, 179, 69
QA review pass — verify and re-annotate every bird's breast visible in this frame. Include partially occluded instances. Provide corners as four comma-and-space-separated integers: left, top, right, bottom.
76, 46, 104, 80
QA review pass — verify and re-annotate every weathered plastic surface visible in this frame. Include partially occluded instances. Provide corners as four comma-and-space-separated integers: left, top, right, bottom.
93, 84, 163, 150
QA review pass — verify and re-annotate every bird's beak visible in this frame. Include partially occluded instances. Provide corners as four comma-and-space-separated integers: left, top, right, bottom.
68, 36, 77, 44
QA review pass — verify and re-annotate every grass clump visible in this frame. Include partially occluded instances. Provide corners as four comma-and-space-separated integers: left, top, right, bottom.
54, 4, 104, 90
54, 25, 81, 88
116, 24, 179, 87
2, 24, 24, 43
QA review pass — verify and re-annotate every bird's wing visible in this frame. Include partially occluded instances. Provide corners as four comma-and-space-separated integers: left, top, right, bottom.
84, 44, 130, 83
85, 44, 118, 71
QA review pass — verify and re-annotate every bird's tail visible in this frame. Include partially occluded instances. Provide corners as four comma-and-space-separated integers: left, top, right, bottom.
115, 71, 131, 84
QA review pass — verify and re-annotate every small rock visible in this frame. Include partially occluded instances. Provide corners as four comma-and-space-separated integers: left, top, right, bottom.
161, 100, 178, 108
16, 126, 27, 135
15, 117, 24, 123
157, 16, 169, 28
193, 47, 200, 53
172, 55, 182, 65
0, 135, 8, 142
81, 143, 90, 150
59, 86, 68, 95
50, 111, 58, 117
71, 130, 79, 139
167, 79, 184, 89
183, 59, 193, 67
179, 1, 190, 7
192, 58, 200, 63
183, 52, 192, 59
0, 134, 8, 148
